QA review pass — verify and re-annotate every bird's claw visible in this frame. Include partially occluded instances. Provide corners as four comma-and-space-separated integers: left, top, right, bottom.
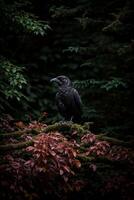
58, 120, 66, 125
58, 120, 73, 125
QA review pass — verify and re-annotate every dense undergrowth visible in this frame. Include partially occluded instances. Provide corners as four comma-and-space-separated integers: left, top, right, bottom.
0, 114, 134, 200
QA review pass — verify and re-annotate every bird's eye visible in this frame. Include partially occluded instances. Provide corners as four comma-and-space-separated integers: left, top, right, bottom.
58, 76, 67, 82
60, 77, 65, 81
63, 78, 67, 82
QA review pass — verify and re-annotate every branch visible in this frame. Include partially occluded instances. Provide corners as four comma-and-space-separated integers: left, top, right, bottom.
0, 129, 38, 139
0, 122, 133, 152
0, 140, 34, 151
44, 122, 85, 134
96, 135, 134, 148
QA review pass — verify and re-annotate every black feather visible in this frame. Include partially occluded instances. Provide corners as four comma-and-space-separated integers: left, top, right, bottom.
50, 76, 82, 122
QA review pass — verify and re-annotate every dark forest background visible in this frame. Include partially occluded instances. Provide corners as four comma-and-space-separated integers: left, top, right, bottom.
0, 0, 134, 200
0, 0, 134, 133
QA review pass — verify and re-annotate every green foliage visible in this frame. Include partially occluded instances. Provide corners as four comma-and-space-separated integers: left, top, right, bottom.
13, 12, 51, 35
63, 46, 79, 53
100, 77, 127, 91
0, 0, 51, 35
0, 57, 27, 102
0, 0, 51, 113
74, 78, 126, 91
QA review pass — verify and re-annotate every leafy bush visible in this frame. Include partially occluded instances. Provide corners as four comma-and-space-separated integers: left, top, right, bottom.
0, 57, 27, 100
13, 12, 51, 35
0, 119, 133, 200
0, 57, 27, 112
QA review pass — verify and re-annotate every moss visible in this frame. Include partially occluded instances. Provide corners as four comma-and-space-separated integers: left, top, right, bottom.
0, 140, 34, 151
45, 122, 86, 135
96, 135, 134, 148
0, 129, 38, 139
0, 122, 133, 152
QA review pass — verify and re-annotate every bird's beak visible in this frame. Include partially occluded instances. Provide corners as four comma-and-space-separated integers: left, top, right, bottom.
50, 77, 61, 85
50, 78, 58, 82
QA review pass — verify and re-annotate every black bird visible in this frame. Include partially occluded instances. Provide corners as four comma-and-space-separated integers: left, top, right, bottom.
50, 75, 82, 122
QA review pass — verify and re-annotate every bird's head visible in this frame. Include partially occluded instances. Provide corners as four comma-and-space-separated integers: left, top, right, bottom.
50, 75, 72, 87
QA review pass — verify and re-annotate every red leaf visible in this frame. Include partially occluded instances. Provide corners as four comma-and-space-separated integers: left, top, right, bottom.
60, 169, 64, 175
63, 176, 68, 182
74, 160, 81, 168
26, 146, 34, 151
50, 151, 56, 156
90, 164, 97, 172
63, 165, 70, 172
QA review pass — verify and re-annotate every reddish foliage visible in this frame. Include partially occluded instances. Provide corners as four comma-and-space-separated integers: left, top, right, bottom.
73, 180, 87, 191
26, 132, 81, 181
80, 133, 112, 158
100, 175, 134, 200
15, 121, 26, 129
26, 120, 47, 131
0, 118, 133, 200
0, 131, 83, 199
88, 141, 110, 156
89, 164, 97, 172
106, 145, 131, 161
81, 132, 96, 144
0, 155, 32, 197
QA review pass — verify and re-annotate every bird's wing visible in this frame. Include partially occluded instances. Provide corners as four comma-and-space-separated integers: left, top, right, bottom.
56, 93, 66, 116
72, 88, 82, 112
